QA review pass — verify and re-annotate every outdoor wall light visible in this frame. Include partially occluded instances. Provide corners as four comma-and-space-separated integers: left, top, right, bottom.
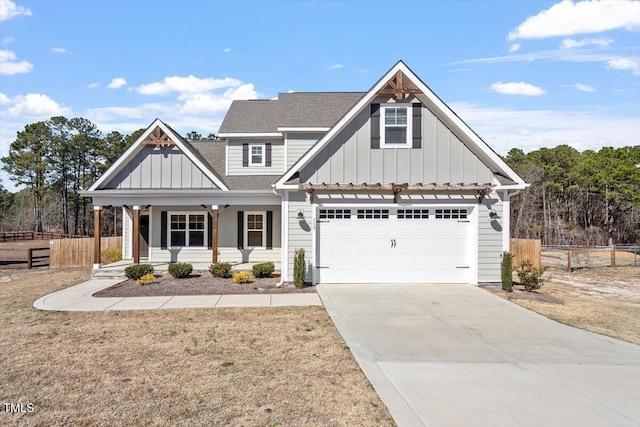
297, 210, 305, 221
489, 209, 498, 218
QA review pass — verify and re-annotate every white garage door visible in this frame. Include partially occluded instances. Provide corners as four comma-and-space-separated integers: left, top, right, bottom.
317, 207, 473, 283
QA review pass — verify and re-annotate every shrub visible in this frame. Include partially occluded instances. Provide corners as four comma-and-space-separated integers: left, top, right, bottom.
168, 262, 193, 278
252, 261, 275, 278
516, 260, 547, 292
124, 263, 154, 280
101, 247, 122, 265
501, 251, 513, 292
137, 273, 157, 286
209, 262, 232, 278
294, 248, 305, 289
233, 272, 251, 284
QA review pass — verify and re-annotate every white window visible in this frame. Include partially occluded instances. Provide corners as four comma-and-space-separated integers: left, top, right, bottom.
245, 211, 265, 248
169, 213, 206, 247
381, 104, 412, 147
249, 143, 264, 166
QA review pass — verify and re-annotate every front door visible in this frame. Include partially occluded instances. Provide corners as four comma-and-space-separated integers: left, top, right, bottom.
140, 215, 149, 258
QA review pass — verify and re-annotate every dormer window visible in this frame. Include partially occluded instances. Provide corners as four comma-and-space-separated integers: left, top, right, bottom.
380, 104, 412, 148
250, 143, 264, 166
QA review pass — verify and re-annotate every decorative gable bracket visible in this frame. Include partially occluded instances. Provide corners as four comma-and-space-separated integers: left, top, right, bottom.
143, 126, 175, 148
377, 71, 423, 100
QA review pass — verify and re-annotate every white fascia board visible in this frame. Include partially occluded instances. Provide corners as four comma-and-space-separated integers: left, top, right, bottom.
276, 60, 526, 188
88, 118, 230, 192
88, 190, 281, 207
274, 183, 303, 190
276, 127, 330, 132
218, 132, 282, 138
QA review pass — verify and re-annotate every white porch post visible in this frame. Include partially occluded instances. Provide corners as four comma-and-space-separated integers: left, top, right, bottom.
501, 191, 511, 253
93, 205, 102, 269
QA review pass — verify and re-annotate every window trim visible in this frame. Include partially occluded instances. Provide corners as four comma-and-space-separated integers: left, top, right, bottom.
244, 211, 266, 249
168, 211, 207, 248
380, 103, 413, 148
249, 143, 265, 166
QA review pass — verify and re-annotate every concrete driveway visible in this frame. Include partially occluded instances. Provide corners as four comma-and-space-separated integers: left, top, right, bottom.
317, 284, 640, 427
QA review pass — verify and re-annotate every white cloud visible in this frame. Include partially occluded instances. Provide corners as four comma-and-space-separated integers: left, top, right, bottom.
0, 0, 32, 21
107, 77, 127, 89
136, 75, 242, 95
509, 0, 640, 40
223, 47, 232, 53
51, 47, 68, 54
0, 92, 11, 104
574, 83, 596, 92
490, 81, 546, 96
87, 82, 99, 89
2, 36, 14, 44
450, 101, 640, 154
606, 58, 640, 75
6, 93, 71, 117
560, 37, 613, 49
180, 84, 258, 115
0, 49, 32, 74
509, 43, 521, 53
326, 63, 344, 70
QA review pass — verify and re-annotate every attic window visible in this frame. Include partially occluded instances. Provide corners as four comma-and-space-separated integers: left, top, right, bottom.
250, 144, 264, 166
381, 104, 412, 147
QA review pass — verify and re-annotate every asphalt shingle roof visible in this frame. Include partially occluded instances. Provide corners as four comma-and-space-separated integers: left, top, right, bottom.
219, 92, 364, 133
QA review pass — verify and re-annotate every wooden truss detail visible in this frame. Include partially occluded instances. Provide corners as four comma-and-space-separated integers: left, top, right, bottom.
377, 71, 423, 99
303, 183, 493, 203
142, 126, 175, 148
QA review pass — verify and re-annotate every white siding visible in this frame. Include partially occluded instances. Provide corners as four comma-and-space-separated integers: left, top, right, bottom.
122, 207, 132, 260
227, 139, 284, 175
477, 193, 503, 282
286, 133, 322, 168
287, 191, 313, 282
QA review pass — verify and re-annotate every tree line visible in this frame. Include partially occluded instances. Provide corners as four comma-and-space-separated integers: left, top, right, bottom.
1, 116, 638, 245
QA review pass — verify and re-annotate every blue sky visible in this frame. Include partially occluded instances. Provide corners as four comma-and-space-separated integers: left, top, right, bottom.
1, 0, 639, 191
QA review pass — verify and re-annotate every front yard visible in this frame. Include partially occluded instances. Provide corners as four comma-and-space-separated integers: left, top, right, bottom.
0, 268, 394, 426
483, 267, 640, 345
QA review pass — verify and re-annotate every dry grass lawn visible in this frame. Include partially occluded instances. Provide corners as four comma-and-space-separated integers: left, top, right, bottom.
484, 267, 640, 345
0, 268, 394, 426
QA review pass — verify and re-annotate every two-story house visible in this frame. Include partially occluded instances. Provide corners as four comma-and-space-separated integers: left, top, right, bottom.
83, 60, 526, 285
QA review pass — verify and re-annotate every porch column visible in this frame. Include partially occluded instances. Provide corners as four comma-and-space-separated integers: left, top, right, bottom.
212, 208, 219, 263
93, 206, 102, 269
133, 205, 140, 264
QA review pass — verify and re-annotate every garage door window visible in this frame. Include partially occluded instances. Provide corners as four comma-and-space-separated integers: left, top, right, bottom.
397, 209, 429, 219
434, 209, 467, 219
357, 209, 389, 219
319, 209, 351, 219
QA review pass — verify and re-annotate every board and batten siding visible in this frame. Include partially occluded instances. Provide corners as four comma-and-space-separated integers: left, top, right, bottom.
299, 105, 493, 185
147, 205, 281, 264
286, 133, 323, 168
478, 194, 503, 282
287, 191, 313, 282
227, 139, 284, 175
105, 146, 218, 190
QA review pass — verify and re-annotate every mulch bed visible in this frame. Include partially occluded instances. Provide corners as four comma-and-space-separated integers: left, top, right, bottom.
94, 273, 316, 297
481, 284, 563, 304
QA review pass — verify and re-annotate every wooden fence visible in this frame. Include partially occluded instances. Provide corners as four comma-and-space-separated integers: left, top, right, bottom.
50, 236, 122, 268
0, 231, 89, 242
542, 244, 639, 271
510, 238, 542, 269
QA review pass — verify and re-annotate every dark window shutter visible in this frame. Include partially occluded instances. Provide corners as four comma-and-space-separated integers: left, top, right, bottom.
371, 104, 380, 149
412, 103, 422, 148
237, 211, 244, 249
266, 211, 273, 249
207, 212, 213, 249
160, 211, 167, 249
242, 143, 249, 167
265, 143, 272, 167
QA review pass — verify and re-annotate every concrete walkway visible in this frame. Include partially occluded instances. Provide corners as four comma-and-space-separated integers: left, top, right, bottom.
317, 284, 640, 427
33, 278, 322, 311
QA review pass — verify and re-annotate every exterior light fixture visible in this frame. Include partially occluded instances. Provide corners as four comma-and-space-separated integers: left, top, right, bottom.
489, 209, 498, 218
297, 210, 305, 221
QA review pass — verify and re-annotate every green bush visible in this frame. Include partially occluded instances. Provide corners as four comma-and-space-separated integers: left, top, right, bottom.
124, 263, 154, 280
101, 247, 122, 265
501, 251, 513, 292
252, 261, 275, 278
516, 260, 547, 292
233, 272, 251, 284
209, 262, 232, 278
294, 248, 305, 289
168, 262, 193, 278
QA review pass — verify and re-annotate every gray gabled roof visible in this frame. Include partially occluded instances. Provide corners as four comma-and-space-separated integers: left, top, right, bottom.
188, 141, 277, 190
219, 92, 365, 133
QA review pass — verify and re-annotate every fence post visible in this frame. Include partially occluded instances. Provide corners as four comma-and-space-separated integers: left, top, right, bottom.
611, 246, 615, 268
567, 249, 572, 272
27, 248, 32, 269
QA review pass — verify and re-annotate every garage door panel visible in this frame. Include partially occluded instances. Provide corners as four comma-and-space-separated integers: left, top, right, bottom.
318, 208, 472, 284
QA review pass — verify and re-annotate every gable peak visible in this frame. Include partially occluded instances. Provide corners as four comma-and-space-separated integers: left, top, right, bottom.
143, 125, 175, 148
377, 70, 423, 100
